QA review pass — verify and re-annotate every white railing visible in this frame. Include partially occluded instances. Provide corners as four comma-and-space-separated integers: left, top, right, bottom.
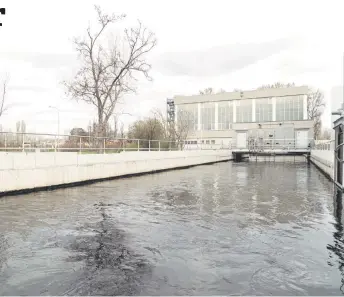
314, 140, 335, 151
0, 131, 182, 153
0, 131, 232, 153
246, 138, 313, 151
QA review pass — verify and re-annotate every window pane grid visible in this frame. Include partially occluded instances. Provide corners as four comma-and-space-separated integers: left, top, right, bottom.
217, 101, 232, 130
276, 96, 303, 121
236, 99, 252, 123
201, 102, 215, 130
177, 103, 198, 131
256, 98, 272, 122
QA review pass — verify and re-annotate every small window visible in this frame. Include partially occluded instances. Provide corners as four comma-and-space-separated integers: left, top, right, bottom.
193, 141, 197, 144
201, 140, 204, 144
206, 140, 210, 144
211, 140, 215, 144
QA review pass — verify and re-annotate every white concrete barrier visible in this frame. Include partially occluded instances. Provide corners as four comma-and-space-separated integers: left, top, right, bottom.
0, 150, 232, 194
310, 150, 334, 180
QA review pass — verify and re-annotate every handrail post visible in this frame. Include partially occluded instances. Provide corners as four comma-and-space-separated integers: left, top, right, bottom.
4, 133, 7, 152
79, 137, 82, 153
55, 135, 57, 153
137, 139, 140, 151
149, 140, 151, 151
103, 138, 106, 154
22, 133, 25, 152
159, 141, 161, 151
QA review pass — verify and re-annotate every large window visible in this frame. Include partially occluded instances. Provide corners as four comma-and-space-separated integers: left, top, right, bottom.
236, 99, 252, 123
218, 101, 233, 130
276, 96, 303, 121
201, 102, 215, 130
256, 98, 272, 122
177, 104, 198, 131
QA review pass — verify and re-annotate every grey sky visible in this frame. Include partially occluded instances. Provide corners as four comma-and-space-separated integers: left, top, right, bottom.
0, 0, 343, 134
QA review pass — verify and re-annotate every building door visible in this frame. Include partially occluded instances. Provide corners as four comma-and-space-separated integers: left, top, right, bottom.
296, 130, 308, 149
236, 132, 247, 149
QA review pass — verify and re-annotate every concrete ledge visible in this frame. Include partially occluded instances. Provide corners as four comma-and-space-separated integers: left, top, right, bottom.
0, 150, 232, 197
310, 150, 334, 181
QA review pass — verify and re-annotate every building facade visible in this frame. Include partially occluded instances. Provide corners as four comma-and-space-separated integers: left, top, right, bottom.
173, 86, 314, 149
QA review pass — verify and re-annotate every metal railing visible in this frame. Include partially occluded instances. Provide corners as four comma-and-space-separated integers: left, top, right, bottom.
314, 140, 335, 151
0, 131, 183, 153
246, 138, 313, 152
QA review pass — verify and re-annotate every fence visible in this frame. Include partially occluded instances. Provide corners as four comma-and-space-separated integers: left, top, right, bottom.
0, 132, 182, 153
314, 140, 335, 151
246, 138, 313, 151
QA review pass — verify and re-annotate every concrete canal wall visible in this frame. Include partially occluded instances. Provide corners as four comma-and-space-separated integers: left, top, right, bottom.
310, 150, 334, 180
0, 150, 232, 195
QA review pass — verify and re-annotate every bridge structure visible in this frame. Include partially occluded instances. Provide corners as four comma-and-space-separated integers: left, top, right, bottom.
231, 137, 311, 161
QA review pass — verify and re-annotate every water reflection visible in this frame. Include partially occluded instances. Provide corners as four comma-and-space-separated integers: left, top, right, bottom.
328, 188, 344, 293
62, 202, 152, 295
0, 161, 343, 295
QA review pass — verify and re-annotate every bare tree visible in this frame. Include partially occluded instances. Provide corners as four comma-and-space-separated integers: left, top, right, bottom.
199, 87, 214, 95
21, 120, 26, 133
307, 88, 325, 139
112, 115, 118, 138
151, 108, 169, 139
0, 75, 9, 118
119, 122, 125, 139
64, 6, 157, 136
151, 108, 193, 150
16, 121, 20, 144
199, 87, 226, 95
320, 128, 332, 140
257, 82, 295, 90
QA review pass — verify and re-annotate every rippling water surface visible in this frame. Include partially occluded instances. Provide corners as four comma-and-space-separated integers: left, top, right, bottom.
0, 159, 343, 295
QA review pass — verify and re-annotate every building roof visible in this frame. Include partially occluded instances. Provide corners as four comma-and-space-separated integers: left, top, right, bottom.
174, 86, 308, 105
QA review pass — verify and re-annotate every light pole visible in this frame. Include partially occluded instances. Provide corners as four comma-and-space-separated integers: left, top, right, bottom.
49, 106, 60, 150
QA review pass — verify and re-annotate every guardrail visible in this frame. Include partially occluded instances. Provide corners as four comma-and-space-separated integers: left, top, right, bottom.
314, 140, 335, 151
0, 131, 182, 153
246, 138, 312, 151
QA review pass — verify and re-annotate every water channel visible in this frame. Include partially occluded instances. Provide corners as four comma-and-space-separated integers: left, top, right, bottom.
0, 158, 343, 295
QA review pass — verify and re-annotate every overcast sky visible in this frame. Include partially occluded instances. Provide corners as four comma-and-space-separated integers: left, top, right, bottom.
0, 0, 343, 134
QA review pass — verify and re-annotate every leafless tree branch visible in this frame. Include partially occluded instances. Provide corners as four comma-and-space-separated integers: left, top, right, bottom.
63, 6, 157, 136
0, 75, 9, 118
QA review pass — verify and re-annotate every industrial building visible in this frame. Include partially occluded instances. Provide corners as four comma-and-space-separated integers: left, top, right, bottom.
169, 86, 314, 149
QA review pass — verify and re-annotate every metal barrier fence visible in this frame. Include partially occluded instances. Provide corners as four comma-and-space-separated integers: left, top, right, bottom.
0, 132, 182, 153
314, 140, 335, 151
246, 138, 312, 151
0, 131, 317, 153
